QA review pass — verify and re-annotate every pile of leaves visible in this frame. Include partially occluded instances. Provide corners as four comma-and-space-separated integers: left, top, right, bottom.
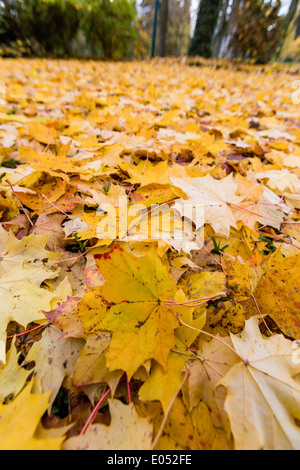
0, 58, 300, 450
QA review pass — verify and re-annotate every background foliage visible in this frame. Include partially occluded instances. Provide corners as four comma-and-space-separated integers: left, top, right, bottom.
0, 0, 299, 62
0, 0, 136, 59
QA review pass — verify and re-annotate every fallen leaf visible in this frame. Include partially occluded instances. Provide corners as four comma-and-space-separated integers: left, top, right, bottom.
76, 244, 179, 378
220, 317, 300, 450
0, 381, 64, 450
255, 252, 300, 339
63, 399, 153, 450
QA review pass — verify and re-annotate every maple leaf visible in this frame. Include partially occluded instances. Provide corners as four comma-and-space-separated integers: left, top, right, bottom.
182, 271, 227, 302
63, 399, 153, 450
0, 225, 9, 252
0, 339, 29, 402
255, 252, 300, 339
219, 317, 300, 450
139, 351, 188, 414
72, 332, 123, 394
170, 173, 245, 237
153, 397, 199, 450
120, 160, 171, 187
15, 178, 66, 213
75, 244, 180, 379
223, 256, 264, 302
131, 184, 177, 208
0, 232, 71, 347
0, 264, 59, 345
19, 147, 77, 176
26, 122, 58, 145
188, 336, 239, 450
230, 185, 292, 230
0, 231, 60, 276
44, 296, 85, 338
32, 213, 66, 252
0, 190, 19, 221
16, 181, 78, 216
0, 381, 64, 450
76, 182, 126, 209
23, 327, 84, 407
255, 170, 300, 193
126, 203, 199, 253
173, 289, 207, 347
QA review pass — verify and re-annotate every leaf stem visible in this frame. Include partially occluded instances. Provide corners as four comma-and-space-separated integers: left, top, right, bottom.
185, 230, 226, 271
42, 194, 70, 217
229, 202, 299, 225
80, 388, 111, 435
67, 246, 94, 268
7, 322, 50, 339
176, 315, 248, 365
251, 294, 273, 336
257, 230, 300, 250
126, 374, 132, 404
165, 291, 226, 308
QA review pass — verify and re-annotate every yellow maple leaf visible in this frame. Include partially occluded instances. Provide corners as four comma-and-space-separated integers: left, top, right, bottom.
63, 399, 153, 450
255, 252, 300, 339
0, 381, 64, 450
26, 122, 58, 145
0, 339, 29, 401
75, 244, 180, 378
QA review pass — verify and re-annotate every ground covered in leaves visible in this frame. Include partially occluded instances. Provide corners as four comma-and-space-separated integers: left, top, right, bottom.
0, 58, 300, 450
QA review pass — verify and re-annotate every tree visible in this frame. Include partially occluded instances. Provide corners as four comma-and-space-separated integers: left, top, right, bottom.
282, 0, 299, 33
80, 0, 137, 60
159, 0, 169, 57
137, 0, 191, 58
277, 0, 300, 56
189, 0, 223, 57
0, 0, 137, 59
138, 0, 157, 56
0, 0, 81, 57
230, 0, 282, 64
213, 0, 230, 58
166, 0, 191, 56
279, 1, 300, 61
217, 0, 244, 59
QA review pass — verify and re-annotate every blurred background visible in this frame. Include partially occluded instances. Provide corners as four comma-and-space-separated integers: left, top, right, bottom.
0, 0, 299, 63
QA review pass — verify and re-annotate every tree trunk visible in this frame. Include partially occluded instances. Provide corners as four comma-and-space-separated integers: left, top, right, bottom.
159, 0, 169, 57
220, 0, 243, 59
282, 0, 299, 33
213, 0, 230, 58
189, 0, 222, 58
296, 12, 300, 38
278, 0, 299, 57
129, 0, 137, 59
